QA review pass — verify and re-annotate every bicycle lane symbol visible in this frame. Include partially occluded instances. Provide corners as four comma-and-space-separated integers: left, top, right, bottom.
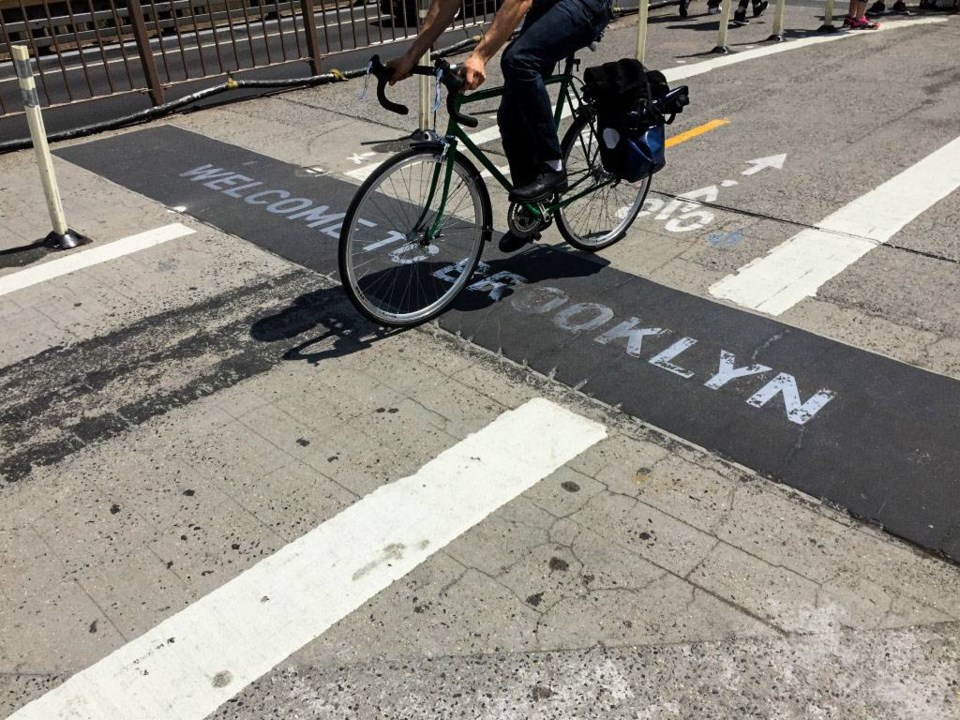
622, 154, 788, 234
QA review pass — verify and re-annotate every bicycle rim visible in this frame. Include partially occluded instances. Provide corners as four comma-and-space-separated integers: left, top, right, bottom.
339, 148, 486, 327
557, 113, 651, 251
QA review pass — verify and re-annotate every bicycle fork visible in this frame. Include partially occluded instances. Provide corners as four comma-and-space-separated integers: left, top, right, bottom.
410, 140, 458, 244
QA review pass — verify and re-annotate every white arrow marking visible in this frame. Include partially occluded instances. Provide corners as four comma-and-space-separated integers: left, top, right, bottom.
712, 134, 960, 315
742, 154, 787, 176
349, 151, 376, 165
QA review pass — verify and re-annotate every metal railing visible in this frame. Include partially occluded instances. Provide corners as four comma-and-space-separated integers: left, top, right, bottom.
0, 0, 498, 116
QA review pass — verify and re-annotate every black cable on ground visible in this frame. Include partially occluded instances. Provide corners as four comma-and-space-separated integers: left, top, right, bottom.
0, 4, 675, 155
0, 67, 368, 154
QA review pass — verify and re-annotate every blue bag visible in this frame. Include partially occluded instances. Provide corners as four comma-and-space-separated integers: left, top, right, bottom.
599, 114, 665, 182
584, 59, 672, 182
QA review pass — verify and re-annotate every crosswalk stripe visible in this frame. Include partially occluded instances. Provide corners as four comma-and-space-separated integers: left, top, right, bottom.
0, 223, 194, 297
709, 133, 960, 315
8, 398, 606, 720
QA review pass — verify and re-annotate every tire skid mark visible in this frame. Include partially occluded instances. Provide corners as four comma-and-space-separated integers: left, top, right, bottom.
0, 269, 375, 485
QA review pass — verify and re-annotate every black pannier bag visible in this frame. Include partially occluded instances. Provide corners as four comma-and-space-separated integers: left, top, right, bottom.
582, 59, 682, 182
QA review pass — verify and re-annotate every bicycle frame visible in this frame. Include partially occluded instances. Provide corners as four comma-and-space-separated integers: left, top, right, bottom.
420, 60, 610, 241
452, 72, 578, 193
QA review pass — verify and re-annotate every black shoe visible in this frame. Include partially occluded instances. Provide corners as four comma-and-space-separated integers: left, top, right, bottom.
892, 0, 911, 13
752, 0, 768, 15
498, 230, 540, 254
734, 7, 749, 23
508, 168, 568, 204
679, 0, 690, 17
866, 0, 885, 15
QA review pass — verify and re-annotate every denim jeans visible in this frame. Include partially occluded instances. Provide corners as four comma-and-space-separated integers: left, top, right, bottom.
498, 0, 614, 188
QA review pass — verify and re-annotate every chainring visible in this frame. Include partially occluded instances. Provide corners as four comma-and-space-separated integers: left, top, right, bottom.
507, 203, 545, 239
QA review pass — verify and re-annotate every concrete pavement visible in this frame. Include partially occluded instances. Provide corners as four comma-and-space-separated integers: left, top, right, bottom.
2, 5, 959, 718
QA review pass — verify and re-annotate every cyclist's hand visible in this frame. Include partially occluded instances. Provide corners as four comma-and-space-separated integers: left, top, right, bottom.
462, 53, 486, 91
386, 53, 417, 85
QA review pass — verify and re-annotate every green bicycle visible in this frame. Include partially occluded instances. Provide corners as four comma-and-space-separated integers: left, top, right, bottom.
338, 52, 686, 327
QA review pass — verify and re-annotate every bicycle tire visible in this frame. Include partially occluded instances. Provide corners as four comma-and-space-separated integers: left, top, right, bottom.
339, 146, 491, 328
556, 111, 652, 252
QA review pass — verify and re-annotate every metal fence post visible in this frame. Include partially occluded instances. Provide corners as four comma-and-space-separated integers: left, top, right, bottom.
768, 0, 786, 41
11, 45, 89, 250
126, 0, 165, 105
299, 0, 322, 75
713, 0, 732, 53
635, 0, 648, 62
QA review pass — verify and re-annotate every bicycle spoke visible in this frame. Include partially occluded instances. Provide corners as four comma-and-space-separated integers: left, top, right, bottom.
340, 149, 486, 326
557, 114, 650, 251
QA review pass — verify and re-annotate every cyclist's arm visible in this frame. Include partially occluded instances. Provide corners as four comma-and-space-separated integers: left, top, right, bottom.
388, 0, 463, 83
463, 0, 532, 89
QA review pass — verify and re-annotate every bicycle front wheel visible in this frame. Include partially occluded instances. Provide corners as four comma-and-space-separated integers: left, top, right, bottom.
338, 146, 490, 327
556, 112, 651, 252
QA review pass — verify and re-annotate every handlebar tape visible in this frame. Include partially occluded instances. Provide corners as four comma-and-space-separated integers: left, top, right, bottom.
368, 54, 478, 128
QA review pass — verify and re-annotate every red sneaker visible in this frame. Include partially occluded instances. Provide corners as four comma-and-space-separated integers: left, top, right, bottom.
850, 15, 880, 28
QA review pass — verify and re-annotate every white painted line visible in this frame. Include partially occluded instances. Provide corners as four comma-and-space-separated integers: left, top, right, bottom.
9, 398, 606, 720
343, 119, 515, 181
709, 133, 960, 315
344, 163, 380, 181
480, 163, 512, 180
0, 223, 195, 298
466, 122, 510, 146
663, 17, 947, 83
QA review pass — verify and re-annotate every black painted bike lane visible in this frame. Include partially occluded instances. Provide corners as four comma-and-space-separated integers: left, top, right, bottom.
57, 125, 960, 562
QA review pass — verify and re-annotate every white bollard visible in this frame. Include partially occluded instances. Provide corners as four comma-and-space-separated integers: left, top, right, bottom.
417, 0, 431, 132
11, 45, 88, 250
418, 54, 431, 131
713, 0, 733, 53
819, 0, 838, 31
636, 0, 649, 63
769, 0, 786, 40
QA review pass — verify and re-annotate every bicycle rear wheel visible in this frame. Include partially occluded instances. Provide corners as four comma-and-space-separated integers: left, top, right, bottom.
339, 146, 490, 327
556, 112, 651, 252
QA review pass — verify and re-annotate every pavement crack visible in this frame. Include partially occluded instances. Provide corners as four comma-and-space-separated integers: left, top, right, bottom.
648, 189, 960, 268
683, 540, 721, 581
436, 555, 470, 596
472, 565, 548, 615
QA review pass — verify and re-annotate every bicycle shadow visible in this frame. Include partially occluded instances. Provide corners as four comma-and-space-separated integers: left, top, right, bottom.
248, 241, 609, 365
450, 243, 609, 315
250, 285, 400, 365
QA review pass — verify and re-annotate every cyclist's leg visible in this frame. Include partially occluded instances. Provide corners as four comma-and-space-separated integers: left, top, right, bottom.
498, 92, 539, 190
497, 6, 549, 190
498, 0, 614, 178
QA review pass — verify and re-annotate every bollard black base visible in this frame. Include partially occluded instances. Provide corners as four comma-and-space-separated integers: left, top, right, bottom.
818, 23, 840, 32
45, 229, 90, 251
767, 33, 785, 41
711, 45, 731, 54
410, 128, 435, 142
